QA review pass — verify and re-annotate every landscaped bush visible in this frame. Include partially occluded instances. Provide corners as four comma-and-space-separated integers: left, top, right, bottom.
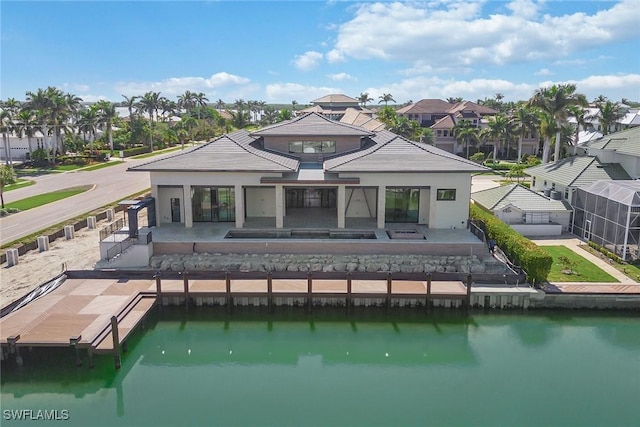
121, 146, 151, 157
470, 204, 552, 284
470, 152, 485, 164
587, 241, 623, 264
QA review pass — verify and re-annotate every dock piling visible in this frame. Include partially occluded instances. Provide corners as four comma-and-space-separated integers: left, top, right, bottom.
154, 271, 162, 310
426, 273, 432, 312
110, 316, 121, 369
225, 271, 232, 310
346, 272, 352, 313
466, 274, 473, 312
182, 270, 190, 311
70, 336, 82, 367
386, 272, 392, 308
267, 272, 273, 311
307, 273, 313, 313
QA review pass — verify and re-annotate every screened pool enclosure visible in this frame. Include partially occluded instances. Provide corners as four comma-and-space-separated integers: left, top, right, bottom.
572, 180, 640, 261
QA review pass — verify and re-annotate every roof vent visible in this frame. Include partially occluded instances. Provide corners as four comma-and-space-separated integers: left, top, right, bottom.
550, 190, 561, 200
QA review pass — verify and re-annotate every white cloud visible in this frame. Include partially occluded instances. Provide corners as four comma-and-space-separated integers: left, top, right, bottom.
327, 72, 356, 82
265, 83, 341, 103
326, 49, 345, 63
330, 0, 639, 68
534, 68, 551, 76
114, 72, 251, 98
293, 51, 323, 71
77, 94, 109, 102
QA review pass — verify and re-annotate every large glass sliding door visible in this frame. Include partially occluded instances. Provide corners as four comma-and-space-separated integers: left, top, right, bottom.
385, 188, 420, 223
192, 186, 235, 222
286, 188, 336, 209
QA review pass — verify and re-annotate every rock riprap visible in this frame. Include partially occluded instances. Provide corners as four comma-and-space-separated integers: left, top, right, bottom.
149, 253, 498, 274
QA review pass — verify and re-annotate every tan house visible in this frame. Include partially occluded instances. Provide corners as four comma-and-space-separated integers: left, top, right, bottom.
300, 94, 374, 120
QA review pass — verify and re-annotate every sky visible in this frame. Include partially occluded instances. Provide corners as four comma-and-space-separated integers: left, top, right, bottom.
1, 0, 639, 105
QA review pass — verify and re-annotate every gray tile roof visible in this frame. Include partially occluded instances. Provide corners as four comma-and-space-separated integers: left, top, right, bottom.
339, 108, 386, 131
447, 101, 498, 115
471, 184, 572, 212
324, 130, 488, 173
251, 112, 373, 137
524, 156, 631, 187
128, 130, 299, 172
582, 126, 640, 157
396, 99, 454, 115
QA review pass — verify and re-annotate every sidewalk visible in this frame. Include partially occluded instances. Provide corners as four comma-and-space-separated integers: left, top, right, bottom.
531, 235, 638, 285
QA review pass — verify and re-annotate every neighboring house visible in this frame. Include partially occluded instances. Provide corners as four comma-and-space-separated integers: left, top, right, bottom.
572, 180, 640, 261
471, 184, 573, 236
580, 126, 640, 179
128, 112, 487, 231
299, 94, 373, 120
0, 128, 105, 162
397, 99, 537, 155
339, 108, 385, 132
525, 156, 631, 204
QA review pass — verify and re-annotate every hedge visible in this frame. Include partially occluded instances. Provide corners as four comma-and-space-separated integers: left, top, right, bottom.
587, 241, 623, 264
121, 146, 151, 157
470, 204, 552, 284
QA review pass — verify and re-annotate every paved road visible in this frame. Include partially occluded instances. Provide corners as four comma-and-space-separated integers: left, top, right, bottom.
0, 157, 157, 245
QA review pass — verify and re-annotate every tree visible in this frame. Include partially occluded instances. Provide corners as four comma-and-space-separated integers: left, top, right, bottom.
446, 97, 464, 104
0, 104, 18, 167
510, 104, 538, 162
378, 93, 395, 106
291, 100, 298, 111
25, 88, 53, 163
528, 83, 587, 163
215, 99, 225, 111
178, 90, 196, 115
568, 105, 588, 156
121, 95, 138, 119
453, 119, 479, 159
376, 106, 397, 126
418, 128, 435, 145
597, 100, 625, 135
278, 109, 293, 122
95, 100, 117, 152
15, 108, 39, 160
137, 91, 162, 151
0, 164, 16, 208
78, 106, 99, 155
358, 92, 373, 107
230, 109, 250, 129
483, 114, 512, 162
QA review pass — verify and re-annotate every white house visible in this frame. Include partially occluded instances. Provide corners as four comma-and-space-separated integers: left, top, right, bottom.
129, 112, 487, 232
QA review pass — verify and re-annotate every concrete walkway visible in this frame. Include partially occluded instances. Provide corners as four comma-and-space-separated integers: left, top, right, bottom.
530, 235, 638, 285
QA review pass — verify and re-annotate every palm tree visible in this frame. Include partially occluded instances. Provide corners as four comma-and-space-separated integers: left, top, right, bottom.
15, 108, 39, 160
78, 107, 99, 155
418, 128, 435, 145
178, 90, 196, 115
0, 164, 17, 208
528, 83, 587, 163
537, 111, 558, 162
291, 100, 298, 111
121, 95, 138, 119
234, 99, 246, 111
568, 105, 588, 156
378, 93, 395, 106
230, 109, 250, 129
215, 99, 225, 111
194, 92, 209, 119
483, 114, 511, 162
137, 91, 162, 151
597, 100, 625, 135
0, 109, 15, 168
25, 88, 53, 162
446, 97, 464, 104
358, 92, 374, 107
453, 119, 479, 159
510, 104, 538, 162
95, 100, 117, 152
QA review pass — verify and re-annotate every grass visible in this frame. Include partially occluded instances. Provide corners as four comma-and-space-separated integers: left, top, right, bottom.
53, 164, 85, 171
131, 145, 186, 159
4, 179, 35, 191
539, 245, 618, 283
4, 185, 92, 211
80, 161, 120, 172
579, 244, 640, 283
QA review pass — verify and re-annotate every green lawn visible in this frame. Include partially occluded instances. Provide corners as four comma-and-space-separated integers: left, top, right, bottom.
80, 161, 120, 171
539, 245, 618, 283
4, 186, 92, 211
130, 145, 186, 159
579, 244, 640, 283
4, 179, 35, 191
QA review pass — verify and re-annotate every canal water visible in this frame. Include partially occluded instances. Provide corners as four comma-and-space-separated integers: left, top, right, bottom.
1, 309, 639, 427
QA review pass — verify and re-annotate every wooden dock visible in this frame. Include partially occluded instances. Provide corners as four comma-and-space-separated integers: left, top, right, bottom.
0, 271, 470, 369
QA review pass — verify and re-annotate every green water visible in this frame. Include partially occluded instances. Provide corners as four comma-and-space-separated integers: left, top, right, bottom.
1, 309, 639, 427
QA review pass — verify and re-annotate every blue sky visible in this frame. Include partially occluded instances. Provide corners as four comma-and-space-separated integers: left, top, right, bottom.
2, 0, 639, 105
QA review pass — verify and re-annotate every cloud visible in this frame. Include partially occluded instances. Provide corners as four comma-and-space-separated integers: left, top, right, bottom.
327, 72, 356, 82
534, 68, 551, 76
326, 49, 345, 63
114, 72, 251, 98
265, 82, 341, 103
293, 51, 323, 71
329, 0, 640, 68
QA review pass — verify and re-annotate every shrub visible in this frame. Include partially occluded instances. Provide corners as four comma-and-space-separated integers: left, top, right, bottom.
470, 152, 485, 164
470, 204, 552, 284
587, 241, 623, 264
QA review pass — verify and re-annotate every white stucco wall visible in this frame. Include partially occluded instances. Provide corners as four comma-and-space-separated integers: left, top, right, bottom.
345, 187, 377, 218
157, 186, 185, 224
245, 187, 276, 217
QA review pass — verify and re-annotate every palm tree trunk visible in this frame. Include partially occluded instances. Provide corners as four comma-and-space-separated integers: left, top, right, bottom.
27, 135, 33, 160
493, 140, 498, 162
466, 137, 470, 159
108, 123, 114, 152
573, 128, 579, 156
542, 137, 551, 163
517, 136, 523, 163
553, 130, 561, 162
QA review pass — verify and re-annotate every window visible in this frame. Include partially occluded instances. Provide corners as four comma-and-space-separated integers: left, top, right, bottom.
437, 189, 456, 201
532, 177, 536, 187
288, 141, 336, 154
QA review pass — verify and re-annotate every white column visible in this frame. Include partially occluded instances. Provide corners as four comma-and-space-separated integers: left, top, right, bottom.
151, 185, 161, 227
235, 184, 244, 228
275, 185, 284, 228
183, 184, 193, 228
377, 185, 386, 229
337, 185, 346, 229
